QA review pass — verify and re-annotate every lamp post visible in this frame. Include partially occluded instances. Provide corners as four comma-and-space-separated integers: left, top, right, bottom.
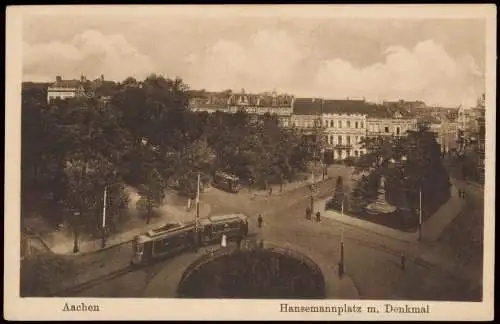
195, 172, 201, 250
418, 188, 422, 241
101, 185, 107, 248
101, 179, 122, 249
339, 198, 345, 277
73, 211, 80, 253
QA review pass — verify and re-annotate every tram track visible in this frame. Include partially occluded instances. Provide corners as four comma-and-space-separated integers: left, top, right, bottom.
50, 266, 137, 297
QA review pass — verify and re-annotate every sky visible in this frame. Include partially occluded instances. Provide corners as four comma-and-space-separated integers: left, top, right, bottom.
22, 8, 486, 108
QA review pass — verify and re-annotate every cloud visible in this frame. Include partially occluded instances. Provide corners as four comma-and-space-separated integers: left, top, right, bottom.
23, 27, 484, 108
185, 31, 483, 107
183, 29, 309, 93
312, 40, 484, 107
23, 30, 155, 82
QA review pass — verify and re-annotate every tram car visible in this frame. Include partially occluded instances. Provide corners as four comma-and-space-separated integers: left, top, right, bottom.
130, 221, 196, 266
199, 213, 249, 244
130, 214, 249, 266
212, 170, 241, 193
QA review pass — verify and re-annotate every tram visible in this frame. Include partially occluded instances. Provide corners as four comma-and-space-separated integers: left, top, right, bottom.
199, 213, 249, 244
130, 214, 249, 266
212, 171, 241, 193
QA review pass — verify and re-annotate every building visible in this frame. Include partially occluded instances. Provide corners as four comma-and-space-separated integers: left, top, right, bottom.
366, 103, 418, 138
47, 74, 116, 104
291, 98, 323, 130
188, 89, 294, 128
438, 115, 460, 153
321, 99, 371, 160
47, 75, 86, 102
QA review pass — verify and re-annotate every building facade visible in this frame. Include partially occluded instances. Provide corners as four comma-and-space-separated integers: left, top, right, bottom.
47, 76, 86, 102
188, 89, 294, 128
321, 100, 369, 160
368, 102, 418, 138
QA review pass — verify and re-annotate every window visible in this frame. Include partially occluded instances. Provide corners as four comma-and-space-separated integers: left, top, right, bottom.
361, 122, 364, 128
330, 120, 334, 128
396, 127, 400, 135
338, 120, 342, 128
347, 136, 351, 145
338, 136, 342, 144
324, 136, 328, 143
330, 135, 333, 144
385, 126, 389, 133
354, 150, 359, 157
347, 121, 351, 128
355, 122, 359, 128
346, 150, 351, 157
325, 121, 328, 127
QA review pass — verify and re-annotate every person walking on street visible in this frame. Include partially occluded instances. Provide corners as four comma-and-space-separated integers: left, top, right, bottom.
257, 214, 263, 228
315, 211, 321, 222
305, 207, 311, 220
269, 186, 273, 196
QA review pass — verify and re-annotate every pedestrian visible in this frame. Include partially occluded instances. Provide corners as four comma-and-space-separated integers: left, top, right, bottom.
401, 253, 406, 270
269, 186, 273, 196
257, 214, 263, 228
316, 211, 321, 222
305, 207, 310, 220
221, 233, 227, 248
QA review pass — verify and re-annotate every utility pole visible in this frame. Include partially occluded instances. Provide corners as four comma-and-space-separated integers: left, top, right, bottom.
339, 198, 345, 277
195, 172, 201, 249
418, 188, 422, 241
310, 172, 315, 212
101, 185, 107, 248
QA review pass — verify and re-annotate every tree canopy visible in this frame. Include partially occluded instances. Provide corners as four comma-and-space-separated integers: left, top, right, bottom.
22, 75, 319, 235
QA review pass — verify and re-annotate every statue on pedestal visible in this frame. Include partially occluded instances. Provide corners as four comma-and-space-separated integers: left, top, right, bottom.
365, 175, 396, 215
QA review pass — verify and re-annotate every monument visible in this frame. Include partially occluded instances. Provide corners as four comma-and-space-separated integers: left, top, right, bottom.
364, 175, 396, 215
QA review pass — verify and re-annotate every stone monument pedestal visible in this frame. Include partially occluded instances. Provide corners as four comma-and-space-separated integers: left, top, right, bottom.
365, 175, 396, 215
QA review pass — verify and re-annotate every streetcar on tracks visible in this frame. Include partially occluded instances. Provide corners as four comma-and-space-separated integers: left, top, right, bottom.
130, 214, 249, 266
212, 170, 241, 193
199, 213, 249, 244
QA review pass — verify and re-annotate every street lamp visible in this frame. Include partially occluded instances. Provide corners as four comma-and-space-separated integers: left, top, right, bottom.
73, 211, 80, 253
339, 198, 345, 277
101, 185, 108, 248
101, 180, 122, 249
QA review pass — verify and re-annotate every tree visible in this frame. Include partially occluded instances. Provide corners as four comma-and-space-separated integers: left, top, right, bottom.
62, 158, 120, 251
354, 129, 451, 220
105, 183, 131, 233
137, 168, 166, 224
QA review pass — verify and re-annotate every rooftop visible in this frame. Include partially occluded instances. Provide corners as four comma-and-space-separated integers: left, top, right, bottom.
293, 98, 323, 115
49, 79, 83, 89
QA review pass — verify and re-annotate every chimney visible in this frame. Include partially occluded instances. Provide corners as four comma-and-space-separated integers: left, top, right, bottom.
56, 76, 62, 82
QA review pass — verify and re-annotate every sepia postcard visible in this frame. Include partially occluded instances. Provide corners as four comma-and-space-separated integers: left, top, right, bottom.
4, 4, 496, 321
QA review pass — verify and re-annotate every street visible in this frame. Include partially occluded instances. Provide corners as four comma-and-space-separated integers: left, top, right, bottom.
70, 173, 482, 301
